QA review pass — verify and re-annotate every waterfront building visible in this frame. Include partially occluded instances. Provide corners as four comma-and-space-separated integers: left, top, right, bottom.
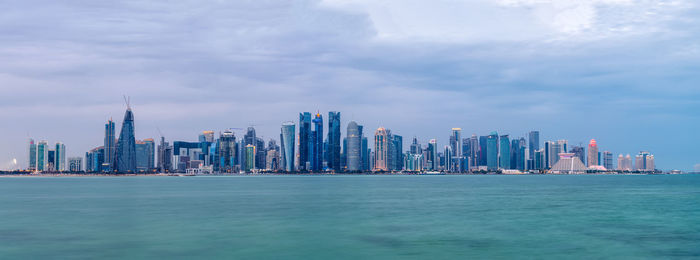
68, 157, 82, 172
28, 139, 37, 171
617, 154, 633, 171
327, 111, 341, 171
602, 151, 613, 170
37, 141, 49, 171
115, 105, 137, 173
346, 121, 362, 171
374, 127, 390, 171
47, 149, 55, 171
450, 128, 462, 172
361, 137, 369, 171
427, 139, 437, 170
486, 132, 498, 171
135, 139, 155, 172
214, 130, 237, 172
298, 112, 312, 171
534, 149, 545, 170
391, 134, 403, 171
410, 137, 422, 155
266, 141, 280, 171
479, 136, 488, 167
280, 122, 295, 172
404, 153, 424, 171
528, 131, 540, 160
499, 135, 510, 170
85, 146, 104, 172
173, 141, 204, 172
157, 137, 173, 172
444, 146, 452, 171
104, 119, 116, 171
244, 144, 256, 172
570, 146, 586, 166
587, 139, 599, 167
255, 138, 266, 170
55, 142, 66, 171
549, 153, 587, 174
469, 135, 479, 170
545, 140, 567, 168
311, 113, 323, 171
635, 151, 655, 171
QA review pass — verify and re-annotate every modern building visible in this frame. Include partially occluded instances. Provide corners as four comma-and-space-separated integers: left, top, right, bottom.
374, 127, 390, 171
28, 139, 37, 171
549, 153, 587, 174
635, 151, 655, 171
486, 132, 499, 171
545, 140, 567, 168
450, 128, 462, 172
104, 119, 116, 171
479, 136, 488, 167
570, 146, 586, 166
469, 135, 479, 170
602, 151, 613, 170
68, 157, 82, 172
85, 146, 104, 172
298, 112, 312, 171
528, 131, 540, 160
244, 144, 256, 172
54, 142, 66, 171
115, 105, 137, 173
37, 141, 49, 171
361, 137, 369, 171
391, 134, 403, 171
135, 139, 155, 172
327, 111, 341, 171
311, 113, 324, 171
427, 139, 437, 170
199, 131, 215, 143
443, 146, 452, 171
157, 137, 173, 172
499, 135, 510, 169
280, 122, 296, 172
346, 121, 362, 171
587, 139, 599, 167
617, 154, 633, 171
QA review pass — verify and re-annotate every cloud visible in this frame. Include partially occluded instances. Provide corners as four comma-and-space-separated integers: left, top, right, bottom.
0, 0, 698, 171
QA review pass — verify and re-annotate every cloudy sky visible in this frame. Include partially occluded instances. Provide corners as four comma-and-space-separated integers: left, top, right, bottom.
1, 0, 698, 171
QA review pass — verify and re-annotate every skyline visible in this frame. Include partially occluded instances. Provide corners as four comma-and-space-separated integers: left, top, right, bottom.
0, 0, 699, 171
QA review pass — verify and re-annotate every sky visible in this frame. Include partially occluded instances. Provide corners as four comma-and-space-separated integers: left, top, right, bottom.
0, 0, 698, 171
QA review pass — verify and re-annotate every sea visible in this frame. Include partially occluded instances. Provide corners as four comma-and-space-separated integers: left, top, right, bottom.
0, 175, 698, 259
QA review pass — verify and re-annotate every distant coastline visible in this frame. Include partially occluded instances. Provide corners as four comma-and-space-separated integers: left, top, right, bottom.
0, 171, 690, 177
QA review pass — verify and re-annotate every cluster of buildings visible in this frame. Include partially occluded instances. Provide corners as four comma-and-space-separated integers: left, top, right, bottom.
25, 105, 659, 174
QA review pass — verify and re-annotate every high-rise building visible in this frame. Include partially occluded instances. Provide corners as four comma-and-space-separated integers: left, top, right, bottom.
427, 139, 437, 170
469, 135, 479, 170
486, 132, 499, 171
361, 136, 369, 171
450, 128, 462, 172
47, 149, 56, 171
479, 136, 488, 167
528, 131, 540, 159
244, 144, 256, 172
410, 137, 422, 155
391, 134, 403, 171
104, 119, 116, 171
311, 113, 324, 171
85, 146, 104, 172
28, 139, 37, 171
443, 146, 452, 171
635, 151, 655, 171
115, 106, 137, 173
570, 146, 586, 166
545, 140, 567, 168
157, 137, 173, 172
602, 151, 613, 170
499, 135, 510, 169
298, 112, 312, 171
214, 131, 236, 173
587, 139, 599, 167
255, 137, 266, 170
135, 139, 155, 172
199, 131, 215, 143
55, 142, 66, 171
617, 154, 633, 171
37, 141, 49, 172
266, 140, 280, 171
327, 111, 341, 171
346, 121, 362, 171
374, 127, 390, 171
68, 157, 82, 172
242, 127, 256, 171
280, 122, 295, 172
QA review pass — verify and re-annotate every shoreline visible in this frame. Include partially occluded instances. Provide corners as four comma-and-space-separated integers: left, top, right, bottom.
0, 172, 689, 177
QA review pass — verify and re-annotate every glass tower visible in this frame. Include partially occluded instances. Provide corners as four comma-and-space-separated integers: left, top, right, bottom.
115, 106, 137, 173
280, 122, 295, 172
486, 132, 499, 171
298, 112, 312, 171
311, 113, 324, 171
327, 111, 341, 171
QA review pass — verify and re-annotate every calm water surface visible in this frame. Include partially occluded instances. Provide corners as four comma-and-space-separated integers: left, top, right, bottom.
1, 175, 699, 259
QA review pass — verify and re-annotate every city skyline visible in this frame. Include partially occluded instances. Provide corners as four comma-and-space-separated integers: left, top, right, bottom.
18, 104, 667, 173
0, 1, 699, 171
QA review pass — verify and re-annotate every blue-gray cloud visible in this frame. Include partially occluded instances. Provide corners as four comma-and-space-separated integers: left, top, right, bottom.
0, 0, 698, 171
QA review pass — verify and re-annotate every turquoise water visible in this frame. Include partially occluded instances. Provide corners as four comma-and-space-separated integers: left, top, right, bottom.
0, 175, 699, 259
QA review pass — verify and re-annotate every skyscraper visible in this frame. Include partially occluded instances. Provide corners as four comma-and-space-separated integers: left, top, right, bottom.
635, 151, 655, 171
587, 139, 599, 167
244, 144, 256, 172
68, 157, 82, 172
545, 140, 568, 168
444, 146, 452, 171
374, 127, 390, 171
361, 136, 369, 171
346, 121, 362, 171
427, 139, 437, 170
479, 136, 488, 167
298, 112, 312, 171
55, 142, 66, 171
469, 135, 479, 170
158, 137, 173, 172
327, 111, 341, 171
28, 139, 37, 171
486, 132, 499, 171
311, 113, 324, 171
391, 134, 403, 171
104, 119, 116, 171
280, 122, 296, 172
37, 140, 48, 171
602, 151, 613, 170
528, 131, 540, 159
214, 130, 237, 173
115, 105, 137, 173
499, 135, 510, 169
570, 145, 586, 166
450, 128, 462, 172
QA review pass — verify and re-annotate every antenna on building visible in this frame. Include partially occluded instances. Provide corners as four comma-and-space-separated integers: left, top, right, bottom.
123, 95, 131, 109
